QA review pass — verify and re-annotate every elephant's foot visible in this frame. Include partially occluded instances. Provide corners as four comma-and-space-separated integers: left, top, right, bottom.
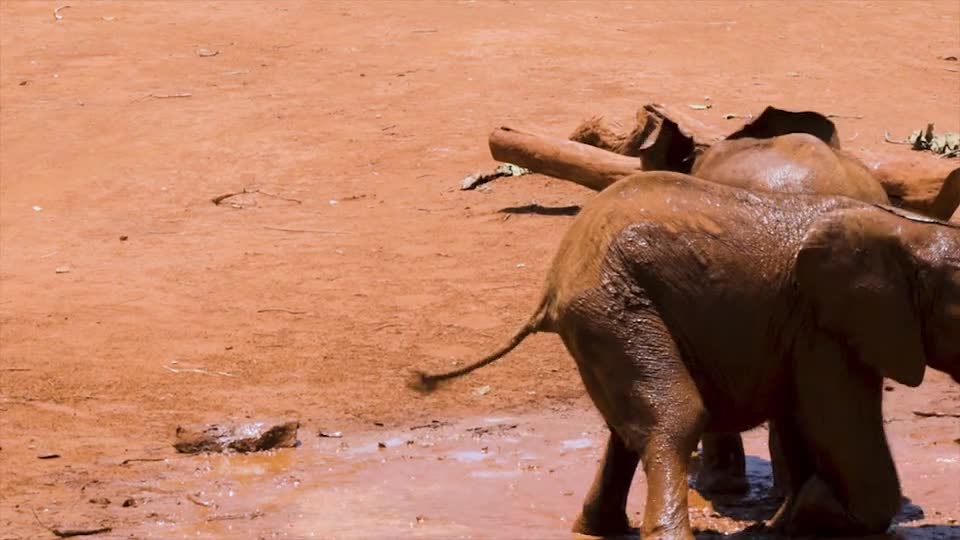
571, 509, 635, 537
694, 465, 749, 494
768, 474, 893, 536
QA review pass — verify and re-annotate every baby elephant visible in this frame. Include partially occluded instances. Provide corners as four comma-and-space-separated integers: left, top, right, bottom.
412, 172, 960, 539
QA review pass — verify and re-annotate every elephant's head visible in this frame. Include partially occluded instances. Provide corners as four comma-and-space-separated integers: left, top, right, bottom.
796, 206, 960, 386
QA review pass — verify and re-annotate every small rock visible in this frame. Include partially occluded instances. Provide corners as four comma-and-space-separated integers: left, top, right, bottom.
318, 430, 342, 438
119, 235, 128, 241
473, 385, 491, 396
377, 441, 387, 449
122, 498, 137, 508
37, 453, 60, 459
55, 267, 70, 274
89, 497, 111, 506
415, 515, 426, 525
32, 205, 42, 211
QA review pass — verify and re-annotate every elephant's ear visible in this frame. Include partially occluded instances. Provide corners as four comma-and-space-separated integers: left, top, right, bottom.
726, 106, 841, 148
796, 209, 926, 386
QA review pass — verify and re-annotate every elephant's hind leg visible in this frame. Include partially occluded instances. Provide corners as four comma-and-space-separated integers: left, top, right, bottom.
571, 429, 640, 536
696, 432, 748, 494
564, 304, 706, 540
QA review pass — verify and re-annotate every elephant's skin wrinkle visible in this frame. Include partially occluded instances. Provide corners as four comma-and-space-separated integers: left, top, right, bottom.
416, 171, 960, 539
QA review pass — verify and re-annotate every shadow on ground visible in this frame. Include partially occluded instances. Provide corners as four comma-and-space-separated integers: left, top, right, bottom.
500, 203, 582, 216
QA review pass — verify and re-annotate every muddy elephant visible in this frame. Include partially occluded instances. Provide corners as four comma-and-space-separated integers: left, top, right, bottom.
497, 106, 960, 494
412, 172, 960, 539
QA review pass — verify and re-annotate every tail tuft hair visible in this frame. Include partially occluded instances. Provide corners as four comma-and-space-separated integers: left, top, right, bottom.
406, 370, 440, 393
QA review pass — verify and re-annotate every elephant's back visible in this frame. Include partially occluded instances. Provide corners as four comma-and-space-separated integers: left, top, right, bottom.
545, 172, 807, 320
544, 172, 854, 425
693, 133, 889, 205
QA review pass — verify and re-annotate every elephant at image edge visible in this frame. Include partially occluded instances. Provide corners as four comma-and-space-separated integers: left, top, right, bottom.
412, 172, 960, 540
572, 107, 960, 494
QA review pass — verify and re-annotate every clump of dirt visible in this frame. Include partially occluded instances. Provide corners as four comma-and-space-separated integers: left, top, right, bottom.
174, 421, 300, 454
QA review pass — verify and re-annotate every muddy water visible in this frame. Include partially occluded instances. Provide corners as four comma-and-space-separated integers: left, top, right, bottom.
107, 407, 959, 539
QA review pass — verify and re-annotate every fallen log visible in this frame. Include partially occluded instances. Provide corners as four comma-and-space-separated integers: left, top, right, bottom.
488, 126, 646, 191
858, 151, 960, 221
488, 105, 959, 219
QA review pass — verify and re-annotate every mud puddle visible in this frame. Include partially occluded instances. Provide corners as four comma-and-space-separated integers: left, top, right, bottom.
72, 407, 955, 539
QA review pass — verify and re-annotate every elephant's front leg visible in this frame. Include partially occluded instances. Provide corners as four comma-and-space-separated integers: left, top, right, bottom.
771, 340, 902, 536
572, 429, 640, 536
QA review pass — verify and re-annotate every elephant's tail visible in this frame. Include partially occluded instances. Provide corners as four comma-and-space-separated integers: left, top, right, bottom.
407, 293, 555, 393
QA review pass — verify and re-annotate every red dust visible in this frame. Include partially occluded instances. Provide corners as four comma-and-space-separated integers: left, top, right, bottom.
1, 1, 958, 537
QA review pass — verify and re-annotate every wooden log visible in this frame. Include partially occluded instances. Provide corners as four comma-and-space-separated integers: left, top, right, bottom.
857, 150, 960, 220
488, 126, 646, 191
488, 107, 959, 220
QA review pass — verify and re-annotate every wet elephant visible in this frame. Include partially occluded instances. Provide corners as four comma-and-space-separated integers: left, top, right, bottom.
413, 172, 960, 539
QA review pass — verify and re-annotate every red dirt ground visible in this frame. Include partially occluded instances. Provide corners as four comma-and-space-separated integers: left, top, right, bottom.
1, 1, 958, 538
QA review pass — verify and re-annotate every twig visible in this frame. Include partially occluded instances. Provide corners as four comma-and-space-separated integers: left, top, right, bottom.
256, 190, 302, 204
162, 365, 236, 377
374, 322, 401, 331
120, 457, 166, 465
1, 368, 31, 372
213, 188, 301, 205
480, 284, 524, 291
211, 189, 249, 205
913, 410, 960, 419
884, 131, 910, 145
256, 308, 308, 315
53, 5, 70, 21
148, 93, 193, 99
206, 510, 264, 522
187, 493, 214, 507
31, 507, 111, 538
825, 114, 864, 119
410, 29, 438, 33
262, 226, 344, 234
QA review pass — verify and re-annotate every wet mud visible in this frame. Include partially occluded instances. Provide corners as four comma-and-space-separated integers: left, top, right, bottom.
8, 396, 956, 539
